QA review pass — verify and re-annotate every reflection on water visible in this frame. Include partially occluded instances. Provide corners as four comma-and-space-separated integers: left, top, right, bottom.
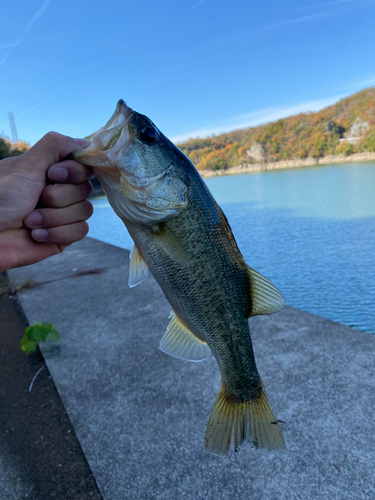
89, 162, 375, 334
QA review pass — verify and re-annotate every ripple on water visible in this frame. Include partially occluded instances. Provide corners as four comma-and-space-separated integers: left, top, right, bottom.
89, 163, 375, 334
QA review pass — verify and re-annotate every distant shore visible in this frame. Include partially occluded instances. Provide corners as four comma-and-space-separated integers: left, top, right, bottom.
89, 151, 375, 198
199, 151, 375, 178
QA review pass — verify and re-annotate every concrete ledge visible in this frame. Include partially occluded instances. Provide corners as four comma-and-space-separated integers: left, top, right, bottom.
8, 237, 375, 500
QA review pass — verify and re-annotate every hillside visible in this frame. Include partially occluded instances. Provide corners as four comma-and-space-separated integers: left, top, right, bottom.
178, 88, 375, 172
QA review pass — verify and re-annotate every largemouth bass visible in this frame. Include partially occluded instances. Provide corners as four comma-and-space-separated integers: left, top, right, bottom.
73, 101, 285, 455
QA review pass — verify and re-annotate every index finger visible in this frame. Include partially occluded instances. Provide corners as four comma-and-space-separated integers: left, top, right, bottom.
19, 132, 91, 181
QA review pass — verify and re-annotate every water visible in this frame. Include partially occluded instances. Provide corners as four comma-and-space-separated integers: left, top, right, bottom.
89, 162, 375, 334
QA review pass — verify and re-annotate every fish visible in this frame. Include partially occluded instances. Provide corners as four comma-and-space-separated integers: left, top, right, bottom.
73, 100, 286, 456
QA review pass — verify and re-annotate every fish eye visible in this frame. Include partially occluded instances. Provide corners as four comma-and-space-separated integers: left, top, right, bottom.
139, 126, 157, 144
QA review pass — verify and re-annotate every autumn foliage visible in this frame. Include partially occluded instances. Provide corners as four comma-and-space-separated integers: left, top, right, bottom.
177, 87, 375, 172
0, 137, 30, 160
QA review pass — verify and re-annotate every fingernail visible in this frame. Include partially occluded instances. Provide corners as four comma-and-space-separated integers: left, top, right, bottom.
32, 229, 48, 242
49, 165, 68, 182
74, 138, 91, 149
24, 211, 43, 227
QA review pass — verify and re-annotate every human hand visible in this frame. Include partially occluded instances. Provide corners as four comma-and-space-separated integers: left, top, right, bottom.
0, 132, 94, 272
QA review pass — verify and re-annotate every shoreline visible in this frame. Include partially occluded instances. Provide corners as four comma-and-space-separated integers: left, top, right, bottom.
199, 151, 375, 178
89, 151, 375, 199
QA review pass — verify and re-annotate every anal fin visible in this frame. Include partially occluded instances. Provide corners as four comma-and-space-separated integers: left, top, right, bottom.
160, 313, 211, 362
246, 264, 285, 317
128, 244, 149, 288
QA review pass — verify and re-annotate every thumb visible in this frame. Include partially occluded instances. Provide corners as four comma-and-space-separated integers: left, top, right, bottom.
19, 132, 91, 180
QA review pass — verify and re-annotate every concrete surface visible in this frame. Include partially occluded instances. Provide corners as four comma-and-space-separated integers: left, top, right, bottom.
0, 272, 102, 500
8, 237, 375, 500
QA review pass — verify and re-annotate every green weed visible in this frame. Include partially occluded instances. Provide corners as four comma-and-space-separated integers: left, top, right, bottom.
20, 322, 60, 355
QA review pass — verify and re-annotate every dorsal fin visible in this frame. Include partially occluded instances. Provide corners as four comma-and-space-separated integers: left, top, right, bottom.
128, 244, 149, 288
246, 264, 285, 317
160, 313, 211, 362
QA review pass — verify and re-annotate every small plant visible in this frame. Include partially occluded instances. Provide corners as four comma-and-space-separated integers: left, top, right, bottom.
20, 322, 61, 355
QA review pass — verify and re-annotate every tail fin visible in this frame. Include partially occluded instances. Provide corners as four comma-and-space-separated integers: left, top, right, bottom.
204, 383, 285, 456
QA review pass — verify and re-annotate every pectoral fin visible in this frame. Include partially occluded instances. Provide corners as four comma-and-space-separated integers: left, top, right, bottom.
128, 244, 149, 288
160, 313, 211, 362
152, 224, 189, 266
246, 265, 285, 317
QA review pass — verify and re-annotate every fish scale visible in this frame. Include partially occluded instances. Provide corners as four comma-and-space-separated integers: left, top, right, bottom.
129, 172, 253, 375
73, 100, 286, 455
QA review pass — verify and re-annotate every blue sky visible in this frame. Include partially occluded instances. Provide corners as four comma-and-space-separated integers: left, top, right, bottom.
1, 0, 375, 145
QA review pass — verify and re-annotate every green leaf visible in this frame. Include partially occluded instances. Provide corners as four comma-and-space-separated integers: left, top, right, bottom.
21, 322, 61, 356
41, 322, 53, 330
26, 323, 48, 342
47, 327, 60, 343
20, 334, 37, 355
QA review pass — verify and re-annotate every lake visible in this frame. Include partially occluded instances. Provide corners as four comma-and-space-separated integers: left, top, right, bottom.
88, 162, 375, 334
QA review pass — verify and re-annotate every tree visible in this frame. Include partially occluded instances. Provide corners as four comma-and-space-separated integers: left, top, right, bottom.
362, 129, 375, 152
335, 141, 353, 156
0, 138, 30, 160
177, 87, 375, 171
0, 138, 11, 160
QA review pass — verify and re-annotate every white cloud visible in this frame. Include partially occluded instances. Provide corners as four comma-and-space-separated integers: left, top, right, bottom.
260, 0, 360, 33
348, 77, 375, 88
0, 0, 52, 68
263, 12, 338, 31
0, 0, 52, 49
0, 51, 12, 67
290, 0, 354, 11
183, 0, 207, 13
17, 97, 52, 120
170, 95, 344, 143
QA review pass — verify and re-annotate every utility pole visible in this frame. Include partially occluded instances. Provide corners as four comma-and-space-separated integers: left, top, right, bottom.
8, 112, 18, 142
